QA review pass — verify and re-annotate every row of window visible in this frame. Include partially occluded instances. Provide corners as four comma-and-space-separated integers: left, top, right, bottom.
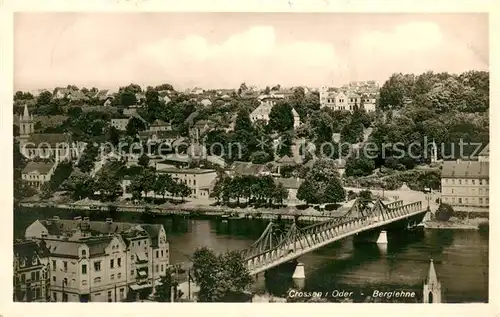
444, 178, 489, 185
16, 270, 44, 284
443, 196, 489, 205
155, 249, 168, 258
448, 187, 489, 195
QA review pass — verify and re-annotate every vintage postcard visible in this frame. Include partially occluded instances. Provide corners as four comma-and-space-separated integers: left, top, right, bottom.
2, 2, 496, 315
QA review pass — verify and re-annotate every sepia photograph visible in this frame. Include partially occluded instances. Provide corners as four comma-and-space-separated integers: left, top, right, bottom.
11, 12, 489, 304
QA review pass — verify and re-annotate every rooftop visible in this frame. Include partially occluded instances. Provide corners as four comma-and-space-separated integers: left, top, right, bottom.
157, 167, 216, 174
22, 161, 57, 174
441, 160, 489, 179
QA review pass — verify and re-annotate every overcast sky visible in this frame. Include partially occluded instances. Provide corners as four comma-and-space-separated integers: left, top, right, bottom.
14, 13, 488, 91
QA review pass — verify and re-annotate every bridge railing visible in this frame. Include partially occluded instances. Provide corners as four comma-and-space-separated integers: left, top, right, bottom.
244, 200, 424, 273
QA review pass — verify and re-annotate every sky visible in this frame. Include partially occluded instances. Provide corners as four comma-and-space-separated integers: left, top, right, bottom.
14, 13, 488, 91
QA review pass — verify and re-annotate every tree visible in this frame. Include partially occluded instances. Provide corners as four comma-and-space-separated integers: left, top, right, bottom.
192, 247, 252, 302
272, 182, 288, 206
250, 151, 270, 164
77, 144, 99, 173
154, 174, 174, 199
95, 162, 123, 201
297, 159, 345, 205
154, 267, 177, 302
345, 156, 376, 177
268, 101, 294, 132
155, 83, 174, 91
234, 109, 253, 133
120, 91, 137, 106
37, 91, 52, 105
62, 170, 95, 200
126, 117, 147, 136
138, 153, 150, 168
107, 126, 121, 146
435, 203, 454, 221
39, 182, 53, 199
176, 182, 192, 202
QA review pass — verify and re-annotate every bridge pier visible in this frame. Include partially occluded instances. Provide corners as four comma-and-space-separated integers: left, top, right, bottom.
377, 230, 388, 244
292, 262, 305, 279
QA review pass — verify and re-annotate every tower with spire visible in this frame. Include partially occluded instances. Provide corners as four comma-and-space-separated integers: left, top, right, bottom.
19, 104, 34, 146
423, 259, 442, 303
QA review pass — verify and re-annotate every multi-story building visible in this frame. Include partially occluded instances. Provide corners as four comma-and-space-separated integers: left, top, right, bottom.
149, 119, 172, 132
13, 240, 50, 302
21, 161, 58, 190
24, 217, 170, 302
441, 159, 489, 212
320, 84, 378, 112
156, 167, 217, 199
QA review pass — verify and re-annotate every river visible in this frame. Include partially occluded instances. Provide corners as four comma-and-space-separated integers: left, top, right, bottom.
14, 209, 489, 303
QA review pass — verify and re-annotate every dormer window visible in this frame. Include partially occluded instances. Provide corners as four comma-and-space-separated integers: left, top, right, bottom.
81, 249, 87, 257
21, 257, 26, 267
32, 257, 37, 265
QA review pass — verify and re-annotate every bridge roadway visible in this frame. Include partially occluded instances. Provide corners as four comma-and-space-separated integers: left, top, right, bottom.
242, 198, 427, 276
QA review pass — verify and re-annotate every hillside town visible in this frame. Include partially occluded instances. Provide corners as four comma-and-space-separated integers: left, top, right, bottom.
13, 71, 490, 302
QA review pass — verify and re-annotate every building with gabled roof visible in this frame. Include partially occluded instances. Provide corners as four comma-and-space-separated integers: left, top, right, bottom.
13, 240, 50, 302
21, 161, 58, 190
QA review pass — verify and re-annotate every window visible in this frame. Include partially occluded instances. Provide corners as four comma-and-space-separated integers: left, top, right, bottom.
81, 249, 86, 257
110, 259, 114, 269
117, 273, 122, 279
130, 270, 134, 276
458, 198, 462, 204
472, 179, 475, 185
479, 198, 483, 204
52, 276, 56, 282
161, 250, 164, 257
120, 288, 125, 300
35, 271, 40, 281
465, 198, 469, 204
131, 254, 134, 261
108, 291, 112, 302
94, 261, 101, 272
63, 278, 68, 287
138, 241, 141, 246
161, 264, 164, 272
63, 261, 68, 272
82, 264, 87, 274
459, 179, 462, 185
53, 292, 57, 301
82, 280, 87, 286
156, 250, 159, 258
110, 274, 115, 280
486, 197, 489, 204
31, 272, 36, 281
193, 179, 196, 186
156, 264, 159, 272
145, 252, 148, 258
94, 277, 101, 283
52, 260, 56, 271
117, 258, 122, 267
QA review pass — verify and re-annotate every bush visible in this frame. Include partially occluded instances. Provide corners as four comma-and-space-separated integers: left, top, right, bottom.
435, 203, 454, 221
478, 221, 489, 233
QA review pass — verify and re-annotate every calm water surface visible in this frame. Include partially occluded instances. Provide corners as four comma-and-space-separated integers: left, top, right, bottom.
15, 210, 489, 303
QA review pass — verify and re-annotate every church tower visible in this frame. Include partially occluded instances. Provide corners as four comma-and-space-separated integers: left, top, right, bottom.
19, 104, 34, 138
423, 259, 442, 303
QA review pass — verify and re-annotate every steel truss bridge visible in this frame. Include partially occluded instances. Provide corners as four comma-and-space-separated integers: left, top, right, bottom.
241, 198, 427, 275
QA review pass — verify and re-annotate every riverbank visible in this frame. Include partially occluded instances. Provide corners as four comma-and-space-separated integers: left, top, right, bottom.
423, 217, 488, 230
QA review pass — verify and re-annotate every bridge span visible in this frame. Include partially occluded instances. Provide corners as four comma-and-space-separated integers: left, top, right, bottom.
241, 198, 428, 276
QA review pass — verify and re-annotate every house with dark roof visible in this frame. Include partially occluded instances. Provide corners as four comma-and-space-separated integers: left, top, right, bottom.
13, 240, 50, 302
21, 161, 58, 190
441, 160, 489, 212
